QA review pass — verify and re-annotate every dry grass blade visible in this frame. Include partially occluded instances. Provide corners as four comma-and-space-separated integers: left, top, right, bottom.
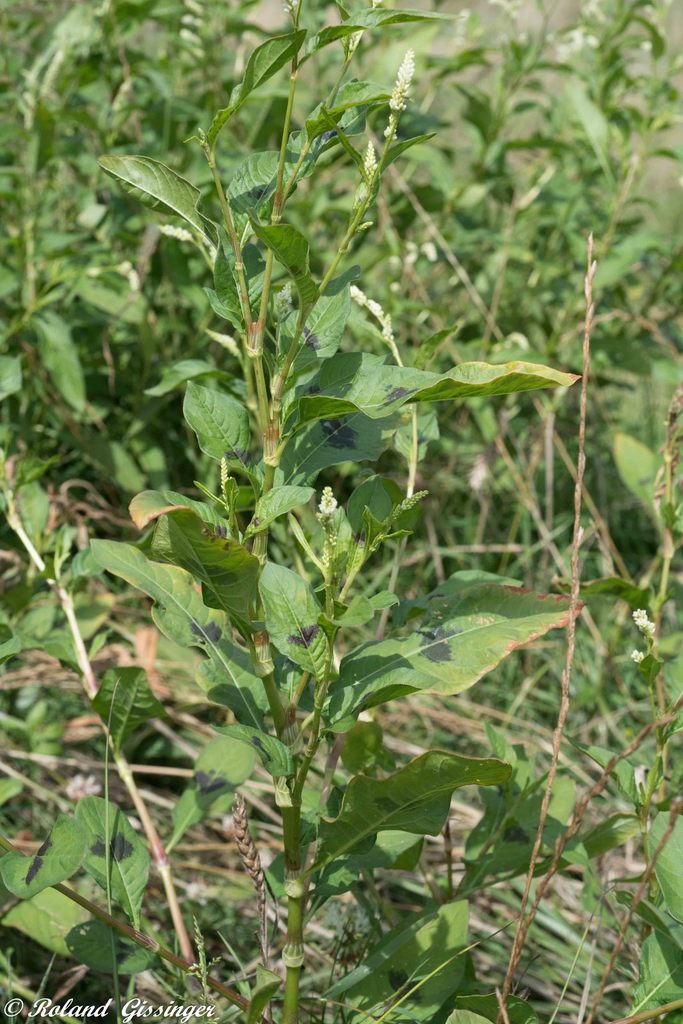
498, 234, 596, 1016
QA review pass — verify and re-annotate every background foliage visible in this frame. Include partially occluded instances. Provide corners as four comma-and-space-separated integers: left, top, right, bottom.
0, 0, 682, 1020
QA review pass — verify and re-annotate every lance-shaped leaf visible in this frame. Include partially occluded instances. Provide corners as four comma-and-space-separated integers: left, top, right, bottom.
306, 10, 449, 57
1, 815, 87, 899
99, 155, 213, 242
453, 995, 538, 1024
250, 221, 318, 315
91, 667, 165, 752
91, 540, 265, 729
214, 724, 294, 778
328, 577, 580, 728
75, 798, 149, 928
207, 31, 307, 146
326, 901, 469, 1020
151, 508, 259, 625
290, 352, 578, 428
244, 485, 314, 538
259, 563, 329, 680
129, 489, 227, 530
313, 750, 511, 871
170, 736, 256, 848
183, 382, 255, 481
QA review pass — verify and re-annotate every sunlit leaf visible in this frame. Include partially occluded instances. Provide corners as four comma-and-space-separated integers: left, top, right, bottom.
0, 815, 87, 899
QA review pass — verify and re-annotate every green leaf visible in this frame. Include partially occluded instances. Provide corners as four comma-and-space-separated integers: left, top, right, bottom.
99, 155, 213, 241
0, 624, 22, 664
207, 31, 307, 146
170, 736, 256, 848
452, 995, 538, 1024
446, 1014, 490, 1024
91, 667, 165, 752
0, 355, 22, 401
151, 508, 259, 627
144, 359, 223, 397
329, 575, 579, 727
75, 797, 150, 928
565, 83, 613, 183
245, 485, 314, 537
278, 412, 394, 485
129, 489, 227, 530
287, 286, 352, 372
259, 563, 329, 680
34, 311, 86, 412
3, 888, 88, 958
306, 9, 450, 54
313, 750, 511, 870
289, 353, 578, 427
250, 221, 318, 315
247, 966, 282, 1024
651, 811, 683, 924
327, 902, 469, 1019
0, 815, 87, 899
90, 540, 264, 729
67, 920, 155, 975
631, 932, 683, 1013
613, 432, 658, 512
183, 381, 252, 467
316, 831, 420, 900
214, 724, 294, 778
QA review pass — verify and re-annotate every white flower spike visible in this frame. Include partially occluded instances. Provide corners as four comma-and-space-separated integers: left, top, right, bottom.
633, 609, 655, 640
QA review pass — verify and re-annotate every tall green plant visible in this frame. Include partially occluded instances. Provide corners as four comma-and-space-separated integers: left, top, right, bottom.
0, 8, 588, 1022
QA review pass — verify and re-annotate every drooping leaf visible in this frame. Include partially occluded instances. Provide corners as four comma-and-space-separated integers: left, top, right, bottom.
90, 541, 264, 729
259, 563, 329, 680
326, 902, 469, 1020
34, 311, 86, 412
151, 508, 259, 627
99, 155, 213, 242
75, 797, 150, 928
250, 221, 318, 315
207, 31, 307, 146
313, 750, 511, 870
244, 485, 314, 537
183, 381, 252, 471
0, 815, 87, 899
144, 359, 224, 397
316, 830, 421, 901
306, 9, 450, 55
91, 667, 165, 752
328, 575, 580, 728
651, 811, 683, 924
0, 355, 22, 401
214, 724, 294, 778
67, 920, 156, 975
289, 352, 579, 428
170, 736, 256, 848
129, 489, 227, 530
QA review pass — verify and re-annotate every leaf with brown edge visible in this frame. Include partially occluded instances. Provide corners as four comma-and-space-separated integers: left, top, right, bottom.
327, 573, 582, 729
129, 489, 227, 530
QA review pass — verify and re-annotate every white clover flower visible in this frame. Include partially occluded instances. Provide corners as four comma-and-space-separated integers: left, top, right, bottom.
66, 774, 102, 801
318, 486, 338, 519
633, 609, 656, 640
631, 649, 645, 665
159, 224, 194, 242
184, 880, 210, 904
363, 141, 378, 181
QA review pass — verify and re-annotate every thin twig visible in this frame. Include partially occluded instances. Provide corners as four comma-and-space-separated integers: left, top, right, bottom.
499, 235, 596, 1013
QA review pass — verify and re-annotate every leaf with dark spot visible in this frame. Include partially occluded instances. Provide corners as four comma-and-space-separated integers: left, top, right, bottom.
288, 623, 321, 648
76, 798, 150, 928
0, 816, 87, 900
195, 770, 229, 796
320, 418, 358, 450
388, 969, 409, 992
304, 327, 320, 350
419, 627, 454, 664
25, 856, 44, 885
